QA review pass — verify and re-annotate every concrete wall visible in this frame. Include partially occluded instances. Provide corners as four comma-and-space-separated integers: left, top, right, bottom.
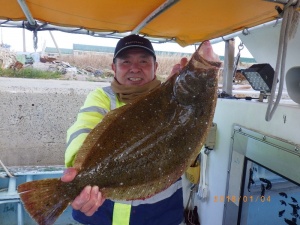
0, 77, 110, 166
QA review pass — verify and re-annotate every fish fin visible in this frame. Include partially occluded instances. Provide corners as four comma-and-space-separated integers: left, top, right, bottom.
18, 178, 70, 225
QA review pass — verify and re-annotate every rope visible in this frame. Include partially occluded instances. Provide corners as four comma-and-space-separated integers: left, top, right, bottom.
0, 159, 14, 178
185, 185, 200, 225
233, 42, 244, 80
265, 0, 299, 121
197, 150, 208, 200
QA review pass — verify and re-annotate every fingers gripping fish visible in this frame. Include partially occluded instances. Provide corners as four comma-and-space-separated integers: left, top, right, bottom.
17, 41, 221, 225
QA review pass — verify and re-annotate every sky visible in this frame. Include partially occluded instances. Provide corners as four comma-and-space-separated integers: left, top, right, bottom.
0, 27, 253, 58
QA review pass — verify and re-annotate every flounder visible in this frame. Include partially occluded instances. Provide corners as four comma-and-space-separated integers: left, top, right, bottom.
18, 41, 221, 225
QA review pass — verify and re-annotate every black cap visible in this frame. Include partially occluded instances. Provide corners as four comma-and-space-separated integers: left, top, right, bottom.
114, 35, 156, 60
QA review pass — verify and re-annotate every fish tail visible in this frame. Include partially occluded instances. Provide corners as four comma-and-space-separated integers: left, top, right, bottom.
18, 178, 71, 225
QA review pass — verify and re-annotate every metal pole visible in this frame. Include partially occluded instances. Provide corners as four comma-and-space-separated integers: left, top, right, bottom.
222, 39, 235, 95
22, 28, 26, 52
8, 177, 17, 194
131, 0, 180, 34
0, 26, 2, 45
17, 202, 24, 225
17, 0, 35, 26
264, 0, 298, 4
49, 31, 62, 58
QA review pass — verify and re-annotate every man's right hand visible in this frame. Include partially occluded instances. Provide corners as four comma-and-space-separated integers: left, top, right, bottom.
168, 57, 188, 79
61, 167, 105, 216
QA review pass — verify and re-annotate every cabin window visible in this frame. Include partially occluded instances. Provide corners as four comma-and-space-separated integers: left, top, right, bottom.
223, 125, 300, 225
239, 161, 300, 225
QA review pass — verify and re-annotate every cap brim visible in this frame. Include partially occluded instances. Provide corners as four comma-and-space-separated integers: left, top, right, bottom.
114, 45, 156, 59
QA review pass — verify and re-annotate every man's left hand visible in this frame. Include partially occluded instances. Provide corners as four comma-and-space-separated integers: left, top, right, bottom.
168, 57, 188, 79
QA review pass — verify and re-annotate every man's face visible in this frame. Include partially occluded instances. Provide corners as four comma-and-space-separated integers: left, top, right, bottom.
112, 48, 158, 86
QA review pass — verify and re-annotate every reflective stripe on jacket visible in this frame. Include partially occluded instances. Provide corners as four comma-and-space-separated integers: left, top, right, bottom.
65, 86, 184, 225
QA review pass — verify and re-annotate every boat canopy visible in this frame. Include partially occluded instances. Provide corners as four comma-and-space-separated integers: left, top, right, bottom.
0, 0, 291, 46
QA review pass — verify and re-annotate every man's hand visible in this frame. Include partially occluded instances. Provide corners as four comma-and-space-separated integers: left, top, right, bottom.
168, 57, 188, 79
61, 167, 105, 216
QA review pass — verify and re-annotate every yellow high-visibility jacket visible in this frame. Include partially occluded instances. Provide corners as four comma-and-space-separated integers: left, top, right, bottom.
65, 86, 125, 167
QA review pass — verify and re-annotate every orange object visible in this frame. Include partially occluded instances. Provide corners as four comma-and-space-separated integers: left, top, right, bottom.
186, 161, 200, 184
0, 0, 282, 46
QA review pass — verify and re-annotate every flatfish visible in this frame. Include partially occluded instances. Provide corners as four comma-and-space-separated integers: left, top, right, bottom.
17, 41, 221, 225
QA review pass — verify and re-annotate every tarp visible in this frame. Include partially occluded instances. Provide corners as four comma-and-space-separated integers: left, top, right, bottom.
0, 0, 285, 46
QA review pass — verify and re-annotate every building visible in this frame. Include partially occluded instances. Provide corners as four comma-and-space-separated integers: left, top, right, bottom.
44, 44, 256, 64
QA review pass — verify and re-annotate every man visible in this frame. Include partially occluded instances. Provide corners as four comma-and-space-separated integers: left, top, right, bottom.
61, 34, 187, 225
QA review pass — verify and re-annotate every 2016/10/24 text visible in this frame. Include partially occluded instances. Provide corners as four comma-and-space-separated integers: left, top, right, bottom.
214, 195, 271, 203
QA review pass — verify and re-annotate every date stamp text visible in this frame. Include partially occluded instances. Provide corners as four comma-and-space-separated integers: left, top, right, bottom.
214, 195, 271, 203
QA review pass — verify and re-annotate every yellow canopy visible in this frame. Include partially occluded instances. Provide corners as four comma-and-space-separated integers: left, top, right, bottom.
0, 0, 282, 46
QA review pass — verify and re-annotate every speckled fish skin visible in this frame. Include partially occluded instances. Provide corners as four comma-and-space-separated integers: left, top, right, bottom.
17, 41, 221, 225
